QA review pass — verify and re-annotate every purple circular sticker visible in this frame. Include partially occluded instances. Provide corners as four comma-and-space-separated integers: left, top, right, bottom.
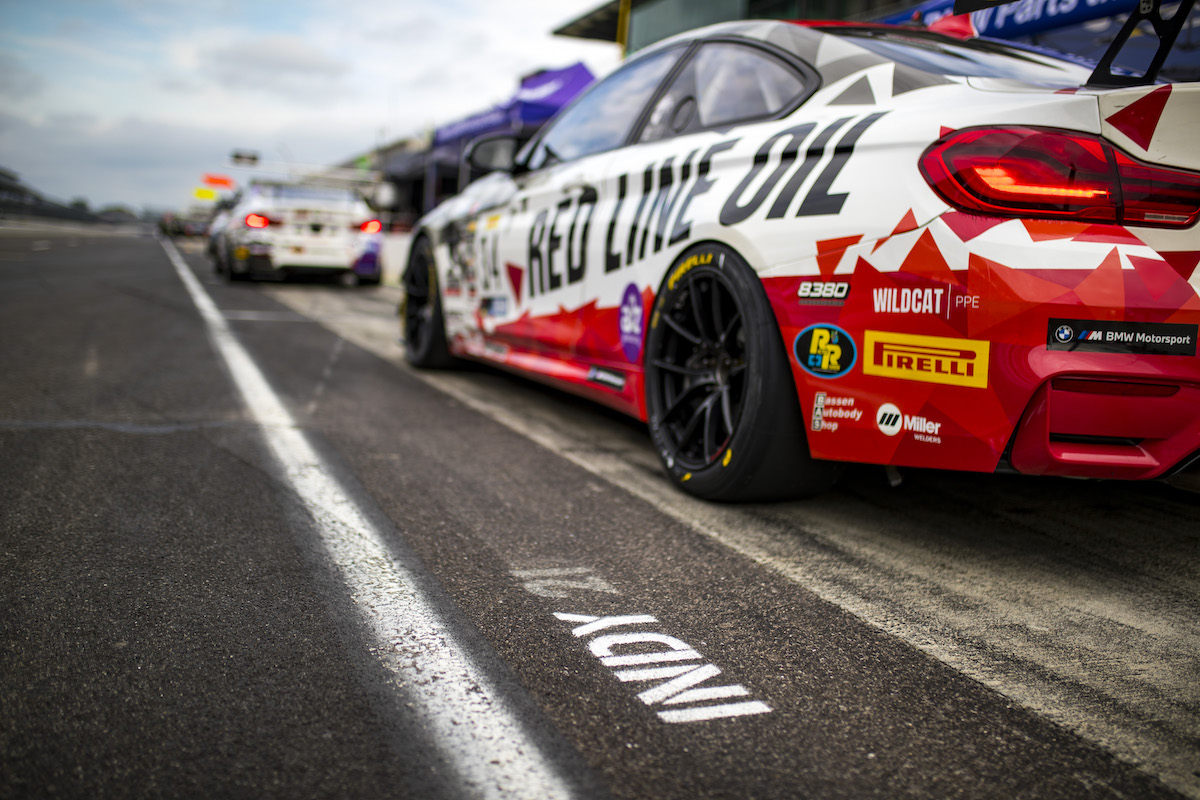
619, 283, 644, 362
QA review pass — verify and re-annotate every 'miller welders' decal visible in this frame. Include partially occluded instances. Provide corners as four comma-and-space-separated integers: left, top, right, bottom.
1048, 319, 1198, 357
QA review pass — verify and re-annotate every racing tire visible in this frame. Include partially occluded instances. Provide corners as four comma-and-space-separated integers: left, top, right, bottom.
224, 243, 250, 282
645, 244, 842, 502
401, 236, 454, 368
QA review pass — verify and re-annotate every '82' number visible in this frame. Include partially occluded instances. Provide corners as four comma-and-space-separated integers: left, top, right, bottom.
798, 281, 849, 299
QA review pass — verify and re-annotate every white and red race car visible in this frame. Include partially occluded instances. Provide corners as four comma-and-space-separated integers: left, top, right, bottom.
401, 7, 1200, 501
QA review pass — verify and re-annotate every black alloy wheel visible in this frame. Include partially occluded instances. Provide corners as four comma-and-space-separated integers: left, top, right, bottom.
401, 236, 454, 368
645, 244, 841, 501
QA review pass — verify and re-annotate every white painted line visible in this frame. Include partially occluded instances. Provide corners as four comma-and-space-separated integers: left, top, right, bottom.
657, 702, 773, 724
162, 239, 581, 800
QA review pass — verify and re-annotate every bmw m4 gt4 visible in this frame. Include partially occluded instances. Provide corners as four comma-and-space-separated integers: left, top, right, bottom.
401, 15, 1200, 501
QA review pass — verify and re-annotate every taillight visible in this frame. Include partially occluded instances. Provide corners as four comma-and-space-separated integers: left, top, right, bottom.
359, 219, 382, 233
245, 213, 272, 229
920, 127, 1200, 229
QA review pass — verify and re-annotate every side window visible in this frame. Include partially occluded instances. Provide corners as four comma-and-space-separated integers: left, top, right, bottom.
641, 43, 810, 143
523, 46, 683, 171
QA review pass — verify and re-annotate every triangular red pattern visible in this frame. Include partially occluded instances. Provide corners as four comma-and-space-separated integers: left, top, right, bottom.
505, 262, 524, 302
892, 209, 918, 236
1159, 250, 1200, 281
815, 235, 862, 277
939, 126, 955, 138
939, 211, 1006, 242
1055, 88, 1080, 95
1072, 225, 1145, 246
1104, 84, 1172, 150
873, 210, 919, 253
1021, 219, 1090, 242
1072, 248, 1127, 311
1129, 254, 1183, 301
899, 228, 963, 286
969, 254, 1079, 341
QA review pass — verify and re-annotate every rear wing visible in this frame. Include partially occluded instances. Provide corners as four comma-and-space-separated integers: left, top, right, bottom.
953, 0, 1196, 87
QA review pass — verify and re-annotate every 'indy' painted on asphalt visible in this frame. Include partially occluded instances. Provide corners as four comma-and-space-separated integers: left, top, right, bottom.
513, 567, 771, 723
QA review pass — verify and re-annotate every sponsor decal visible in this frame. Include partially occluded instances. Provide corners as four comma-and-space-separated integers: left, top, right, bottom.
872, 286, 945, 315
483, 296, 507, 317
619, 283, 645, 362
876, 403, 903, 436
667, 251, 713, 291
811, 392, 862, 432
527, 186, 597, 299
798, 280, 850, 305
876, 402, 943, 444
719, 112, 888, 224
863, 331, 989, 388
794, 324, 857, 379
604, 142, 734, 276
587, 366, 628, 391
1047, 318, 1198, 357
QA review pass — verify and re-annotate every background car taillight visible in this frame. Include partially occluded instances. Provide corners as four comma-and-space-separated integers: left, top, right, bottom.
245, 213, 273, 229
359, 219, 382, 233
920, 126, 1200, 229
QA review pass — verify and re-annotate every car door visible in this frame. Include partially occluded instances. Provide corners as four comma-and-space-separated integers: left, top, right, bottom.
576, 39, 821, 368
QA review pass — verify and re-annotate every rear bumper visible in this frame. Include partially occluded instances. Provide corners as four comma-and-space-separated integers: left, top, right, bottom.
1008, 375, 1200, 479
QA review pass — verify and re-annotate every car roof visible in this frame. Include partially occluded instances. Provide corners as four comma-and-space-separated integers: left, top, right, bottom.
641, 18, 1090, 89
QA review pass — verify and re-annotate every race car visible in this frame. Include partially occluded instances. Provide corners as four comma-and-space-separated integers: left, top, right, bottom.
212, 180, 383, 284
401, 7, 1200, 501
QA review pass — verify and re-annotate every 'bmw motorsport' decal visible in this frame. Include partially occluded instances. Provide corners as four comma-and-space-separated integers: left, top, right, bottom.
1047, 318, 1198, 356
794, 324, 856, 379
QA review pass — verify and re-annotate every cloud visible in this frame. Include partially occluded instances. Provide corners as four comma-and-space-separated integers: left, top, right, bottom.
0, 53, 46, 100
0, 0, 622, 211
197, 34, 352, 100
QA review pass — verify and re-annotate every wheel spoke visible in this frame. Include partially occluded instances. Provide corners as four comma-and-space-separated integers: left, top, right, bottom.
711, 279, 725, 343
678, 391, 717, 455
717, 310, 740, 349
662, 310, 702, 346
702, 400, 714, 463
662, 378, 717, 425
688, 278, 711, 344
650, 358, 708, 379
720, 386, 735, 439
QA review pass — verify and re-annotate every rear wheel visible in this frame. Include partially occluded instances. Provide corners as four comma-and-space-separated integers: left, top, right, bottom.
401, 236, 454, 368
645, 244, 841, 501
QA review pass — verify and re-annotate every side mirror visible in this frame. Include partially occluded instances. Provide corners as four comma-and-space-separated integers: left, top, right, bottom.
465, 133, 520, 174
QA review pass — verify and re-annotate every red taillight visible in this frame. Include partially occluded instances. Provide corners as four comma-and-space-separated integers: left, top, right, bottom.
359, 219, 382, 234
921, 126, 1200, 229
245, 213, 272, 229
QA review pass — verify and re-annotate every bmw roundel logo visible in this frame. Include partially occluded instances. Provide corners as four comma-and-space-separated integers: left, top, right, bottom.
1054, 324, 1074, 343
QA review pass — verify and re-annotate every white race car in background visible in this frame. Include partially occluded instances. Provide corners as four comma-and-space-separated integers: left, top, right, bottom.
212, 181, 383, 284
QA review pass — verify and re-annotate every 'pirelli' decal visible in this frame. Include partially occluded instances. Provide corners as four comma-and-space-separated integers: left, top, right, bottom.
863, 330, 990, 388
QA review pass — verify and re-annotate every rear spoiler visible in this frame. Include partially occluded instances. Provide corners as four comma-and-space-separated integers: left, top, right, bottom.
951, 0, 1195, 88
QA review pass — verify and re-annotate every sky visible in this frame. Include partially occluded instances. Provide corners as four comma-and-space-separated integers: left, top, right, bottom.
0, 0, 623, 214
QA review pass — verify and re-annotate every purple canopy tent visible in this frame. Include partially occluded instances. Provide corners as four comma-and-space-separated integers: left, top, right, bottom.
424, 62, 595, 208
432, 62, 595, 154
